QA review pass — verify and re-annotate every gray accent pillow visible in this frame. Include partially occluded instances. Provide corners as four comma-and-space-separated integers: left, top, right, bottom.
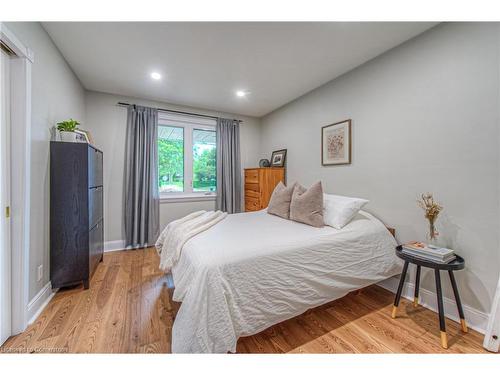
267, 181, 295, 219
290, 182, 324, 227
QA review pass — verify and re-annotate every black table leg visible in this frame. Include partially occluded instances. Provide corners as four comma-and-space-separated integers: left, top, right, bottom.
435, 269, 447, 349
448, 270, 467, 333
414, 265, 421, 307
392, 261, 409, 319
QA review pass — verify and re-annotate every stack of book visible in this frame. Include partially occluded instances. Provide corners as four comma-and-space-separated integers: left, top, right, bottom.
402, 241, 456, 263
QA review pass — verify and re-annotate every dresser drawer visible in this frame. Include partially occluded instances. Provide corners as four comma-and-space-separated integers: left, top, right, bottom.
245, 197, 261, 212
89, 186, 103, 230
245, 169, 259, 184
88, 147, 103, 188
245, 182, 260, 194
245, 190, 260, 199
89, 220, 103, 278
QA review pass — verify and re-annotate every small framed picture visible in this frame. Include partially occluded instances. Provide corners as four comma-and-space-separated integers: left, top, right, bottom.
75, 129, 94, 145
270, 149, 287, 167
74, 130, 88, 143
322, 119, 351, 165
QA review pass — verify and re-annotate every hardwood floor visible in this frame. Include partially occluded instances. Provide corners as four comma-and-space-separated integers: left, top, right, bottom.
1, 248, 488, 354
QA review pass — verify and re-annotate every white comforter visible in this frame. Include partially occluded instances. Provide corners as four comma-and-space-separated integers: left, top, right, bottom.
170, 210, 401, 353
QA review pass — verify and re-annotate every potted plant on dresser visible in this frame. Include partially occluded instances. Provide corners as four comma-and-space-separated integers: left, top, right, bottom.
57, 118, 80, 142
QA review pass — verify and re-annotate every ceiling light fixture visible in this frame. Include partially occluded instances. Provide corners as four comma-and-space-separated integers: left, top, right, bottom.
151, 72, 162, 80
236, 90, 246, 97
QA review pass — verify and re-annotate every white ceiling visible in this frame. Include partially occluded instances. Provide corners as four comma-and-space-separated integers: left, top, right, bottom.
43, 22, 437, 117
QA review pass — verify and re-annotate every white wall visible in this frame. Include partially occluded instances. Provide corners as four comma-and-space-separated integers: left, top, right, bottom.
259, 23, 500, 314
4, 22, 86, 301
84, 91, 261, 246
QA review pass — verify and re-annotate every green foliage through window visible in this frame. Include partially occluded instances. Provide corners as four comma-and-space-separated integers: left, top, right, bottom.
158, 125, 216, 194
158, 126, 184, 193
193, 129, 216, 192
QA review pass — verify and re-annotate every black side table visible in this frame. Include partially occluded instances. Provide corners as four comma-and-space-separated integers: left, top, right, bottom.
392, 245, 467, 349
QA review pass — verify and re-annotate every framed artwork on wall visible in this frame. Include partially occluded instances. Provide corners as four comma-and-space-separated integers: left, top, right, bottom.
321, 119, 351, 166
270, 149, 287, 167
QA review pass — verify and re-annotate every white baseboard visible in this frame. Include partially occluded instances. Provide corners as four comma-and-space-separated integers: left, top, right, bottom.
104, 240, 127, 252
27, 282, 57, 325
378, 276, 489, 334
104, 240, 151, 253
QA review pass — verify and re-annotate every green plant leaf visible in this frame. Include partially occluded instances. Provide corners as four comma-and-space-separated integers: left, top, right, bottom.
56, 118, 80, 132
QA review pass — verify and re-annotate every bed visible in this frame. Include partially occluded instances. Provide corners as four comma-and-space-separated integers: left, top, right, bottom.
169, 209, 402, 353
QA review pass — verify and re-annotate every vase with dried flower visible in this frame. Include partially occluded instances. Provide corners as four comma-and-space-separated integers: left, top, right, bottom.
417, 193, 443, 242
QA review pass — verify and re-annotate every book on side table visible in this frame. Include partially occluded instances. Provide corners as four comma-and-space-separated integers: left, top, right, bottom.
401, 241, 456, 263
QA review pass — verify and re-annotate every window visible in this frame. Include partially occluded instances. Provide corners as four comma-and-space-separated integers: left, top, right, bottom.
192, 129, 216, 192
158, 126, 184, 193
158, 113, 217, 200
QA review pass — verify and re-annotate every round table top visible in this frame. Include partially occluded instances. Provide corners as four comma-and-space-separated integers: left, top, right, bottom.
395, 245, 465, 271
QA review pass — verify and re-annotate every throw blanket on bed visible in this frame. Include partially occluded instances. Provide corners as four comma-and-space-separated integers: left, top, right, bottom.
155, 210, 227, 271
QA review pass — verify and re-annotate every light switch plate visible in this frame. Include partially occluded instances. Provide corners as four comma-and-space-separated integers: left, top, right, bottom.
37, 265, 43, 282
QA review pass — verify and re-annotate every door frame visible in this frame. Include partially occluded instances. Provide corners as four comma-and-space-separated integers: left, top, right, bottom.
0, 23, 33, 336
0, 36, 12, 345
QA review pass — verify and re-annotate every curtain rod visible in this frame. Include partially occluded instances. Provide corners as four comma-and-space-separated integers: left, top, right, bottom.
117, 102, 242, 123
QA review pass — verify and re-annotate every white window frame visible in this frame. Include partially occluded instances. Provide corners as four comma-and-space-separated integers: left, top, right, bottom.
158, 112, 217, 203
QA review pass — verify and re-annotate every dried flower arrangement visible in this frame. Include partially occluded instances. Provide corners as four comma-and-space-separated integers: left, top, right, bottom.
417, 193, 443, 241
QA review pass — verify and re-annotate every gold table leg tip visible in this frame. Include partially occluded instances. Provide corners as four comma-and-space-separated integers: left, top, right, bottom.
413, 297, 419, 307
440, 331, 448, 349
391, 306, 397, 319
461, 319, 468, 333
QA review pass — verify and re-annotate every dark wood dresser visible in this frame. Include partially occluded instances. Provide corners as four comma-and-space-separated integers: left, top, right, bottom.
50, 141, 104, 289
244, 167, 285, 212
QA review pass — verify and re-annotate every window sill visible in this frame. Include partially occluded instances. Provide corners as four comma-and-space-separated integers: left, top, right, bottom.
160, 194, 217, 204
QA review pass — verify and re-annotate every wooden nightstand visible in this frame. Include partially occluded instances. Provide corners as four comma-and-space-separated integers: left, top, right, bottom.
392, 245, 467, 349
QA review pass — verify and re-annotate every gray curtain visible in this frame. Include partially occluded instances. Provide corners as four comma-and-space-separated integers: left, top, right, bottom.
216, 118, 242, 213
124, 105, 160, 247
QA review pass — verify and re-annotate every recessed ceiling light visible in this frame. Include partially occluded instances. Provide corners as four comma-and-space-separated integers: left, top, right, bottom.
151, 72, 162, 80
236, 90, 246, 97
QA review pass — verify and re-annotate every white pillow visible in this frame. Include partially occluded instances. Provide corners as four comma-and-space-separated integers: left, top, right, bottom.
323, 194, 369, 229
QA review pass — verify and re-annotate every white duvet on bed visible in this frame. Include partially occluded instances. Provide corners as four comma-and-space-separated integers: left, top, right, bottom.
170, 209, 401, 353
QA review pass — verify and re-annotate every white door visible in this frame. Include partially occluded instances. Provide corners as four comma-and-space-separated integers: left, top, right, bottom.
0, 46, 12, 345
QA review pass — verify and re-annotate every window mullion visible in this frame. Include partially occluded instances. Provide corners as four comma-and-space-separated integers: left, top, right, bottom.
185, 124, 193, 194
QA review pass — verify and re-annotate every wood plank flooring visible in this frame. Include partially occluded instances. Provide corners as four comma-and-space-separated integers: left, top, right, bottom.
0, 248, 488, 353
